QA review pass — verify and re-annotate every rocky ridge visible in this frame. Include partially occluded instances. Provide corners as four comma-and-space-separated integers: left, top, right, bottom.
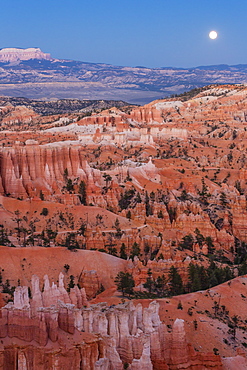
1, 273, 243, 369
1, 48, 247, 103
0, 96, 133, 115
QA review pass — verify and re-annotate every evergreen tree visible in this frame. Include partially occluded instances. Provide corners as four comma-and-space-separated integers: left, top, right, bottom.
63, 168, 68, 181
231, 315, 239, 340
13, 210, 22, 241
208, 272, 218, 287
179, 234, 194, 250
144, 243, 150, 255
103, 173, 112, 188
145, 192, 153, 216
223, 266, 234, 281
205, 236, 215, 254
199, 265, 209, 290
0, 224, 10, 246
68, 275, 75, 291
64, 233, 79, 250
66, 178, 74, 193
168, 266, 184, 296
115, 271, 135, 297
188, 263, 202, 292
78, 181, 87, 205
194, 228, 205, 247
235, 180, 243, 195
78, 222, 86, 237
143, 269, 153, 293
114, 218, 122, 239
154, 275, 167, 296
46, 229, 57, 246
179, 189, 189, 201
167, 207, 177, 223
130, 242, 141, 260
64, 264, 70, 273
120, 243, 127, 259
118, 188, 135, 210
198, 178, 211, 204
126, 210, 131, 220
238, 261, 247, 275
135, 192, 142, 204
187, 262, 234, 294
107, 245, 118, 256
219, 192, 228, 207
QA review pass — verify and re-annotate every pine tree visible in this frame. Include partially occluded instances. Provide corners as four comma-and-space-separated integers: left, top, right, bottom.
126, 210, 131, 220
130, 242, 140, 260
143, 269, 153, 293
205, 236, 215, 254
188, 263, 202, 292
179, 234, 194, 250
79, 181, 87, 205
0, 224, 10, 246
194, 228, 205, 247
68, 275, 75, 291
115, 272, 135, 297
219, 192, 228, 207
198, 178, 211, 204
120, 243, 127, 259
66, 178, 74, 193
169, 266, 183, 296
64, 233, 79, 250
145, 192, 153, 216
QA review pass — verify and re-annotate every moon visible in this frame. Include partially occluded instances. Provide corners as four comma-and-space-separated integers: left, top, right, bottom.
209, 30, 218, 40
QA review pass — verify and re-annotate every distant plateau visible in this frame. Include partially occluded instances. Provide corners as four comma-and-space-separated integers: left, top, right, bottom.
1, 47, 247, 104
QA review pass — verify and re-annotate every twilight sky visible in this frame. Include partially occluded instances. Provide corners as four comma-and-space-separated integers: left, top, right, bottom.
1, 0, 246, 68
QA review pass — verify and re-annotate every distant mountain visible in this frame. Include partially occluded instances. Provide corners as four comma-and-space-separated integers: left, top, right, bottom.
195, 64, 247, 71
0, 47, 51, 63
0, 96, 132, 115
0, 48, 247, 104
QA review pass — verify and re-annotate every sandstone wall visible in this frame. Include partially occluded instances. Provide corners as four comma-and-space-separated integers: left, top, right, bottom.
0, 274, 227, 369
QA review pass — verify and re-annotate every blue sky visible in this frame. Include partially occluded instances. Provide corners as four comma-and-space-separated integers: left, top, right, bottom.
1, 0, 246, 68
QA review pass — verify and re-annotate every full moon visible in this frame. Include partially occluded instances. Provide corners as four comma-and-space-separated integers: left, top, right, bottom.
209, 30, 218, 39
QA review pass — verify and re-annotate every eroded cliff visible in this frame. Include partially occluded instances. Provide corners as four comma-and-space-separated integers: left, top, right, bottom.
0, 273, 232, 369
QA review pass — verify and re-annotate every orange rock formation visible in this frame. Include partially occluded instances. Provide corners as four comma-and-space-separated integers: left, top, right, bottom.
0, 84, 247, 366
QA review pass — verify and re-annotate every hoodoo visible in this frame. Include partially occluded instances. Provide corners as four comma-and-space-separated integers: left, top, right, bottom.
0, 84, 247, 367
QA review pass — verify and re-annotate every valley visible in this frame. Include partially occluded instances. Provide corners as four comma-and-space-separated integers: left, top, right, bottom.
0, 84, 247, 368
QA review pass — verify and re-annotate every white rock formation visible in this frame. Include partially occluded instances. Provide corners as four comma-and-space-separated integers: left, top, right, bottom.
0, 47, 51, 62
13, 286, 30, 309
